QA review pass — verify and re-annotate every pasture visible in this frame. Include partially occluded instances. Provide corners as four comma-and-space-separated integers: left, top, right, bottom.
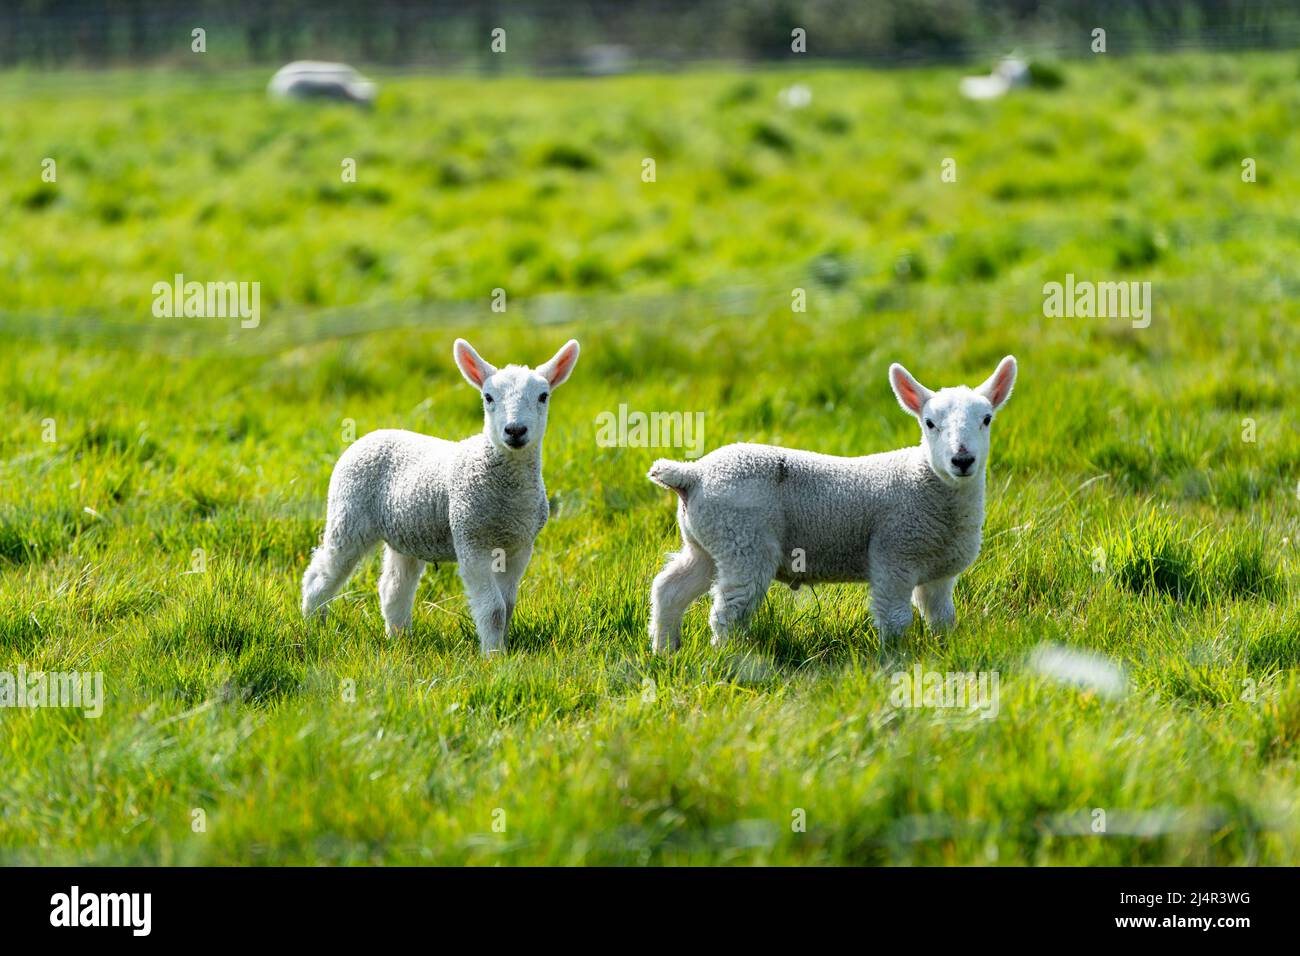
0, 53, 1298, 864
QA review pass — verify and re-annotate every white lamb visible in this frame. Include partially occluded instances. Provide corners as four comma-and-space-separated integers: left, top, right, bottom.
647, 356, 1017, 652
301, 338, 581, 654
268, 61, 377, 106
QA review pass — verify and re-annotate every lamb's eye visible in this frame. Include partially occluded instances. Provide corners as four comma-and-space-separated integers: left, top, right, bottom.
925, 418, 936, 430
538, 392, 549, 404
983, 414, 992, 426
483, 394, 495, 405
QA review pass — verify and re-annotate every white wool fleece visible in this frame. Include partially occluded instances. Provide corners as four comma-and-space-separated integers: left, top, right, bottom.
302, 338, 580, 655
647, 356, 1017, 652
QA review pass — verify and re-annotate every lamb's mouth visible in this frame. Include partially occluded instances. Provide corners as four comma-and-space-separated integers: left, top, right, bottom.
504, 437, 530, 450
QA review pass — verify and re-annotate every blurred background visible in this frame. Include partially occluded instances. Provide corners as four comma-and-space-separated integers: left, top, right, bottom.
5, 0, 1300, 348
4, 0, 1300, 71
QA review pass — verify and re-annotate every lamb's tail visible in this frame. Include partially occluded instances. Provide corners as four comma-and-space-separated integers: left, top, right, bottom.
647, 458, 698, 503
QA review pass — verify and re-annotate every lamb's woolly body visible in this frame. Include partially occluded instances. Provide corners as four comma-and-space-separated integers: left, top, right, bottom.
301, 338, 579, 654
648, 356, 1016, 651
654, 443, 983, 586
321, 429, 547, 565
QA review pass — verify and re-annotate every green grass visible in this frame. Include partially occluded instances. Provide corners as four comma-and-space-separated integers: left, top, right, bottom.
1, 53, 1299, 864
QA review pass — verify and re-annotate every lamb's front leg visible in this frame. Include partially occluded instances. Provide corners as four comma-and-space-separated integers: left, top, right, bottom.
912, 576, 957, 634
869, 558, 916, 643
497, 542, 534, 642
457, 550, 508, 656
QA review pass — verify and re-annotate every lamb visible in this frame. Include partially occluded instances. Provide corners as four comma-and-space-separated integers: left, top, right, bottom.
268, 61, 377, 106
301, 338, 581, 654
647, 356, 1017, 652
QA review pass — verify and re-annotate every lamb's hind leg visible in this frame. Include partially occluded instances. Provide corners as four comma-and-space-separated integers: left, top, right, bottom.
707, 540, 778, 648
379, 545, 426, 636
302, 532, 374, 620
649, 540, 715, 654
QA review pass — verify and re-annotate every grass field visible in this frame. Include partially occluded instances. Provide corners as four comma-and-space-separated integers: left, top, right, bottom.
1, 53, 1299, 865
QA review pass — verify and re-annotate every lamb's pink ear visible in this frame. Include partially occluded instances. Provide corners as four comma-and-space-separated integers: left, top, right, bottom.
453, 339, 496, 390
889, 363, 932, 417
538, 339, 580, 388
976, 355, 1017, 409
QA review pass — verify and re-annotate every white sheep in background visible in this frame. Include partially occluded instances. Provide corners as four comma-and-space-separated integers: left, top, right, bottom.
302, 338, 581, 654
268, 61, 377, 106
647, 356, 1017, 652
959, 55, 1031, 101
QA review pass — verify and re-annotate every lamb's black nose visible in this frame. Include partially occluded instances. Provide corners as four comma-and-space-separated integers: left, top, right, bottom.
504, 424, 529, 446
951, 454, 975, 473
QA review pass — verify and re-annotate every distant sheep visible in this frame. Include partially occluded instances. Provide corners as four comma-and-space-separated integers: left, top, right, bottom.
268, 61, 377, 106
960, 56, 1031, 101
302, 339, 581, 654
647, 356, 1018, 651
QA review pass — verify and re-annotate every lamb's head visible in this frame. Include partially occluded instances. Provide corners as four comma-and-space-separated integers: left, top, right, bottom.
889, 356, 1017, 485
453, 338, 581, 454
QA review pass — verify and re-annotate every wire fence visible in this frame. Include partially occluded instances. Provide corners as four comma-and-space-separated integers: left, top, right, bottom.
4, 264, 1299, 358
